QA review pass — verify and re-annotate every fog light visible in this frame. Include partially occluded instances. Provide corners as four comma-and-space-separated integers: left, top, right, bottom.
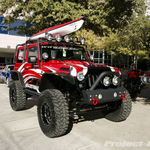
79, 84, 83, 88
103, 76, 111, 87
98, 94, 102, 99
114, 92, 117, 97
112, 75, 119, 86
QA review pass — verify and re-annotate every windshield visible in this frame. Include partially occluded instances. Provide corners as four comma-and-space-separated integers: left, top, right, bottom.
41, 45, 89, 62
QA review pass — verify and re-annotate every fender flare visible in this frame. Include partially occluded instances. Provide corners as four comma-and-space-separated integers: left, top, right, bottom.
39, 73, 75, 92
11, 71, 25, 87
120, 72, 128, 81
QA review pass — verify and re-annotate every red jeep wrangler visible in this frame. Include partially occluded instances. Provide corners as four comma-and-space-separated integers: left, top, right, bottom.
9, 34, 132, 138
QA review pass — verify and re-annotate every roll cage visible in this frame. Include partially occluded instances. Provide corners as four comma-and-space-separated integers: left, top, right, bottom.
13, 37, 91, 64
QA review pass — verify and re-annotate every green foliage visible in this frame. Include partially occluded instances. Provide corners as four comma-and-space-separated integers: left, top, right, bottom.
1, 0, 149, 63
104, 0, 150, 61
104, 14, 150, 60
0, 0, 105, 35
0, 0, 135, 36
74, 28, 107, 51
104, 0, 135, 30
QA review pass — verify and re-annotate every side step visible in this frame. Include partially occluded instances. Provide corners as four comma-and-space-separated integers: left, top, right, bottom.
24, 89, 40, 97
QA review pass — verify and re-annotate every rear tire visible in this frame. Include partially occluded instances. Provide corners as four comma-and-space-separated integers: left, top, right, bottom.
9, 81, 26, 111
37, 89, 69, 138
105, 90, 132, 122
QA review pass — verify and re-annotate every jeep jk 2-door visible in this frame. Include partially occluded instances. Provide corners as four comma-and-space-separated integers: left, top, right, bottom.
9, 35, 132, 138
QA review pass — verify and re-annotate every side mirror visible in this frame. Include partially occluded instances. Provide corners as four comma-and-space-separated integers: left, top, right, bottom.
28, 56, 37, 63
90, 51, 94, 61
90, 55, 94, 61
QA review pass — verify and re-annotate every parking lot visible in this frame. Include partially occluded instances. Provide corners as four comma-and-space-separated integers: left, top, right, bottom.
0, 84, 150, 150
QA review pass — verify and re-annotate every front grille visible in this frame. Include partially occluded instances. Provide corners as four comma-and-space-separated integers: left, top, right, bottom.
85, 68, 109, 89
87, 72, 100, 88
85, 68, 119, 89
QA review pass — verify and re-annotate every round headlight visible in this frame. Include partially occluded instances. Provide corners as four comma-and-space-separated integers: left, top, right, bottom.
77, 71, 85, 81
112, 75, 119, 86
143, 76, 147, 83
103, 76, 111, 87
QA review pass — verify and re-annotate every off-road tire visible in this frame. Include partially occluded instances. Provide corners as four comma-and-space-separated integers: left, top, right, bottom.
37, 89, 69, 138
9, 81, 26, 111
105, 90, 132, 122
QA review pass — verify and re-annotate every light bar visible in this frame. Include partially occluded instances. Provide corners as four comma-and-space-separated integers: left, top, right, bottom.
64, 35, 70, 42
46, 33, 53, 41
80, 37, 85, 44
55, 34, 62, 42
72, 37, 78, 43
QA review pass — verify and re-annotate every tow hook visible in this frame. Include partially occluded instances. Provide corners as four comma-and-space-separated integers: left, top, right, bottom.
122, 94, 127, 101
91, 98, 98, 105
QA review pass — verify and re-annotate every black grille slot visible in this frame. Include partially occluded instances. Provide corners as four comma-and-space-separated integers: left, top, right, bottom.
85, 67, 112, 89
86, 72, 100, 88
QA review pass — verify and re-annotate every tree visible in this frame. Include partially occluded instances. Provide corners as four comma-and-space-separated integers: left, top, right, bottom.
104, 0, 150, 61
0, 0, 107, 36
0, 0, 135, 36
104, 0, 135, 30
73, 28, 107, 51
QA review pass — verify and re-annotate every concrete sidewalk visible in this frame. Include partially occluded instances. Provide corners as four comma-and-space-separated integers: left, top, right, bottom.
0, 84, 150, 150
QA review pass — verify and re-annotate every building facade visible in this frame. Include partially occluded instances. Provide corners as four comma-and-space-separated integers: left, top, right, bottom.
0, 16, 29, 66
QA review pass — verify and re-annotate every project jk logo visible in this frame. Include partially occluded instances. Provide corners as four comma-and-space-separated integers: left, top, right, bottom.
104, 141, 150, 147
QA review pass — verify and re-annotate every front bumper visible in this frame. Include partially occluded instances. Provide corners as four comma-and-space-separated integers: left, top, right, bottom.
82, 87, 126, 104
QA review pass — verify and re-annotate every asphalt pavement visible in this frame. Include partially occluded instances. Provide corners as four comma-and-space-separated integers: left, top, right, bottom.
0, 83, 150, 150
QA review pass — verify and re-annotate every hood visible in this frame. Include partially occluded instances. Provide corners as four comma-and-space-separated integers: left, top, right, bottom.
42, 60, 121, 76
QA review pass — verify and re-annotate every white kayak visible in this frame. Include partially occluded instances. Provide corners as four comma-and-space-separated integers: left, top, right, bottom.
30, 17, 85, 40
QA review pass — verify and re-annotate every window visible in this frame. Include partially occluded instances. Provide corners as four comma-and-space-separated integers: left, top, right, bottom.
28, 47, 38, 63
17, 49, 24, 63
28, 47, 37, 57
7, 65, 14, 71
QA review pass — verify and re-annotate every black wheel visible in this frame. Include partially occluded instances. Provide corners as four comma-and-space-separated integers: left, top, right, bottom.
9, 81, 26, 111
37, 89, 69, 138
105, 90, 132, 122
